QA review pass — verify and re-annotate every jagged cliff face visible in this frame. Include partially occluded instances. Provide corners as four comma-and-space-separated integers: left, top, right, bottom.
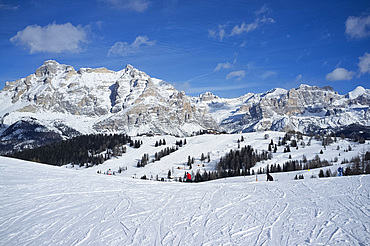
0, 61, 218, 152
0, 60, 369, 153
197, 85, 369, 134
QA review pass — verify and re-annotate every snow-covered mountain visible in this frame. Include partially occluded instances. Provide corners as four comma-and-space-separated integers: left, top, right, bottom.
196, 85, 370, 134
0, 61, 217, 152
0, 60, 369, 153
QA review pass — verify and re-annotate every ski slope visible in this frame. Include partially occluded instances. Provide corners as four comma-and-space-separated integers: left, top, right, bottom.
0, 156, 369, 245
79, 131, 368, 182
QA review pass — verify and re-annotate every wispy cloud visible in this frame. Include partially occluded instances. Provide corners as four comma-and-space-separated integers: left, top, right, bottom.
295, 74, 303, 82
10, 22, 88, 53
214, 62, 233, 71
230, 16, 275, 36
108, 36, 156, 56
226, 70, 246, 80
209, 5, 275, 41
175, 71, 216, 84
254, 4, 271, 16
208, 24, 227, 41
325, 68, 355, 81
98, 0, 150, 12
0, 3, 19, 11
260, 70, 277, 80
345, 14, 370, 39
358, 52, 370, 75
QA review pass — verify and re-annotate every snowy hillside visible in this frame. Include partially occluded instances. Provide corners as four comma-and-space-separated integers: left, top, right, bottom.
0, 60, 369, 153
64, 131, 368, 182
0, 156, 369, 245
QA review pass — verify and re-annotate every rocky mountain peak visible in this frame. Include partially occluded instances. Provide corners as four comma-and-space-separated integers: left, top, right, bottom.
347, 86, 368, 99
124, 64, 134, 72
198, 92, 220, 101
35, 60, 68, 77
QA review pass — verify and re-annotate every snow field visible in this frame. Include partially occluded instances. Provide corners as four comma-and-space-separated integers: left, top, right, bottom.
82, 132, 369, 181
0, 157, 369, 245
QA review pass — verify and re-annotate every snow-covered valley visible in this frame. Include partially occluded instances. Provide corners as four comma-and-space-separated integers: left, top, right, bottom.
0, 156, 369, 245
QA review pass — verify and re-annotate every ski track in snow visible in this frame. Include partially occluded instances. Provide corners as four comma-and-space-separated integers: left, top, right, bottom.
0, 157, 369, 245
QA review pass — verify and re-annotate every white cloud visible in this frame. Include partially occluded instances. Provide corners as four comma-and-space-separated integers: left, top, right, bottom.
108, 36, 156, 56
215, 62, 233, 71
358, 52, 370, 75
325, 68, 355, 81
209, 5, 275, 41
10, 22, 87, 53
0, 3, 19, 11
231, 22, 259, 36
295, 74, 303, 82
226, 70, 246, 80
254, 4, 271, 16
260, 70, 276, 80
96, 21, 103, 30
345, 14, 370, 39
99, 0, 149, 12
208, 24, 227, 41
231, 16, 275, 36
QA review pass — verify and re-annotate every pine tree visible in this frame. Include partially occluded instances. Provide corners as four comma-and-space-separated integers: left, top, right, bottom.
325, 169, 332, 177
365, 164, 370, 174
318, 169, 325, 178
201, 153, 205, 162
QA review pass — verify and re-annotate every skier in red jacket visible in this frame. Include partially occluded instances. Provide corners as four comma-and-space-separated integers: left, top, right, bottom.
186, 172, 192, 182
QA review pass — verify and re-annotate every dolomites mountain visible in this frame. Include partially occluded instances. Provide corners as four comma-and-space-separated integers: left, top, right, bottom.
0, 60, 369, 153
196, 85, 370, 134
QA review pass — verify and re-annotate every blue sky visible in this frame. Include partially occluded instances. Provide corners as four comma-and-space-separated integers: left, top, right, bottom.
0, 0, 369, 98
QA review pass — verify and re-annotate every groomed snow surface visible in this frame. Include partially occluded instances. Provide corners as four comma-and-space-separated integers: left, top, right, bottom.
1, 155, 369, 245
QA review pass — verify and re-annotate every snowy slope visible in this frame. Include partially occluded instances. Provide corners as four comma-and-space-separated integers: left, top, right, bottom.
0, 156, 369, 245
75, 132, 369, 181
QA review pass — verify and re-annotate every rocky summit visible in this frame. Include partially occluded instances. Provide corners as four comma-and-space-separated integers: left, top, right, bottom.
0, 60, 369, 153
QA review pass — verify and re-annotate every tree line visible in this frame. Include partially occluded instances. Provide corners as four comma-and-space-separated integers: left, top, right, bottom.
8, 133, 136, 166
137, 139, 187, 167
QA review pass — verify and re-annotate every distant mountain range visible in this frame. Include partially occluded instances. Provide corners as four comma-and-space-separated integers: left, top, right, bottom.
0, 60, 369, 153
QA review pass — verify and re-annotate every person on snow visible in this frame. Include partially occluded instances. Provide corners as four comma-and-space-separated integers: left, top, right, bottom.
186, 172, 192, 182
338, 166, 343, 176
266, 172, 273, 181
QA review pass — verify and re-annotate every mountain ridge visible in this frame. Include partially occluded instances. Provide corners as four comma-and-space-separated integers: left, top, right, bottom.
0, 60, 369, 153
